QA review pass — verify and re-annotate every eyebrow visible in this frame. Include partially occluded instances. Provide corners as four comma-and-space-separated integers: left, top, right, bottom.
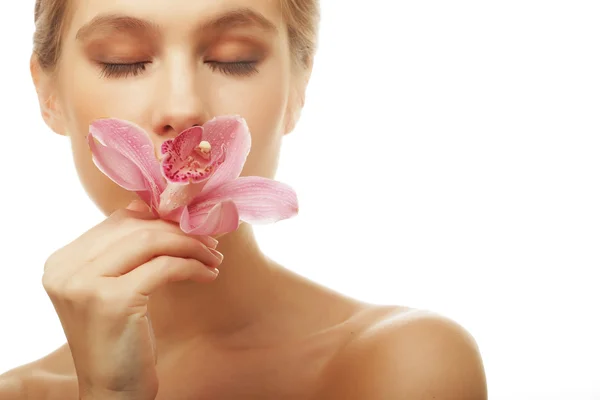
75, 8, 278, 41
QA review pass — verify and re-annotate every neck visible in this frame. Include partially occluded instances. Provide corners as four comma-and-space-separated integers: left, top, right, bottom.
147, 223, 278, 347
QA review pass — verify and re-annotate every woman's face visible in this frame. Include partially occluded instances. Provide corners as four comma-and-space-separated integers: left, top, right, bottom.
35, 0, 307, 215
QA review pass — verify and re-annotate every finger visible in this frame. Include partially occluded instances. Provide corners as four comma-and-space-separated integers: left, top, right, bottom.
126, 199, 151, 213
46, 204, 218, 277
123, 256, 219, 296
89, 230, 223, 277
100, 211, 218, 251
120, 201, 218, 249
118, 210, 219, 249
188, 234, 219, 249
45, 206, 159, 275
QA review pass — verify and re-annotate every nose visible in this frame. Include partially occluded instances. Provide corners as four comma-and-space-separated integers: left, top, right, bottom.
151, 63, 208, 137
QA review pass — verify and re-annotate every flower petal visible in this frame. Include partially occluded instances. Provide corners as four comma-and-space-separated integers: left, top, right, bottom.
88, 134, 147, 191
190, 176, 299, 224
89, 119, 166, 209
161, 126, 204, 160
160, 126, 217, 183
200, 116, 252, 193
180, 200, 240, 236
158, 181, 205, 216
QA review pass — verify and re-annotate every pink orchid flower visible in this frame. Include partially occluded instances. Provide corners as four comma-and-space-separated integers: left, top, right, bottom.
87, 115, 298, 236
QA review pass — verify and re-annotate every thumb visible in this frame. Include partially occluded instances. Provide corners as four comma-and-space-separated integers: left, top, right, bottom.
126, 199, 151, 213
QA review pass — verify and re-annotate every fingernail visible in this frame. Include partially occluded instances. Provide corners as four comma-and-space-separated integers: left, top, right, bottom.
209, 248, 224, 264
205, 236, 219, 249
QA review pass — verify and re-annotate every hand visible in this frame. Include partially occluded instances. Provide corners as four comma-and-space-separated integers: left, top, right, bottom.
42, 200, 223, 400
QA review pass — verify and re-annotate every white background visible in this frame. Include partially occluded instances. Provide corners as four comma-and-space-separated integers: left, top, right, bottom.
1, 1, 599, 399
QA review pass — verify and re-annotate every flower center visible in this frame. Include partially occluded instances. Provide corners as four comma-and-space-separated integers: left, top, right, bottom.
196, 140, 212, 160
163, 140, 218, 183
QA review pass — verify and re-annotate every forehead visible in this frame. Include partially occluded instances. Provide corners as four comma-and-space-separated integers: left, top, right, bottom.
67, 0, 285, 38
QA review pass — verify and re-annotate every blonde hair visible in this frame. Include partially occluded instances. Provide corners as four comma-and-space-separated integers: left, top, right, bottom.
33, 0, 320, 71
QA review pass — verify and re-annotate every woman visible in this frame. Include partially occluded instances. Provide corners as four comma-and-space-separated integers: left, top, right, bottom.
0, 0, 487, 398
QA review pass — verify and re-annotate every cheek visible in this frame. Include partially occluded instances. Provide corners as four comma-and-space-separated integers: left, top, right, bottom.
207, 62, 290, 179
62, 61, 150, 133
58, 63, 146, 214
70, 135, 137, 214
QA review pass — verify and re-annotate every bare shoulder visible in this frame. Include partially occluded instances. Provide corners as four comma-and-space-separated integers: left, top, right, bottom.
315, 306, 487, 400
0, 371, 26, 399
0, 345, 78, 400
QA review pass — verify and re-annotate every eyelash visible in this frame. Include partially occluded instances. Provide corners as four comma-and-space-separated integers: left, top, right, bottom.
99, 61, 259, 78
206, 61, 258, 77
99, 62, 148, 78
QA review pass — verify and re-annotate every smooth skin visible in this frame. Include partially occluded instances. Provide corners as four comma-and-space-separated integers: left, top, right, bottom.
0, 0, 487, 399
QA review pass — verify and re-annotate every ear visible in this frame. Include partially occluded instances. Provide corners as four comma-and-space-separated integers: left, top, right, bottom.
283, 58, 314, 135
30, 54, 67, 136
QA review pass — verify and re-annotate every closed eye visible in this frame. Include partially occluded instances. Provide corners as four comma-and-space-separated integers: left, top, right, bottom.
205, 61, 259, 77
99, 62, 149, 78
